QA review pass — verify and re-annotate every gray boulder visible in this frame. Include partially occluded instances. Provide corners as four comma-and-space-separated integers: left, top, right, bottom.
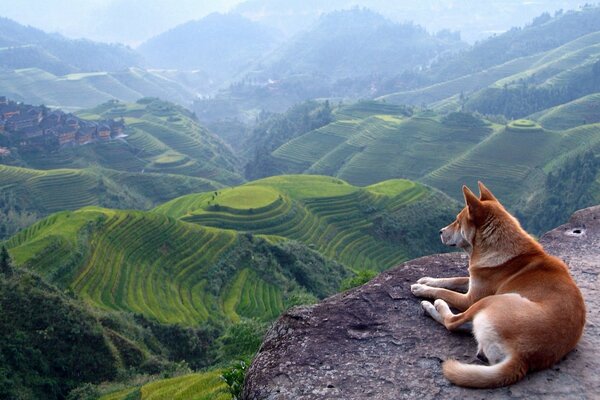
244, 206, 600, 399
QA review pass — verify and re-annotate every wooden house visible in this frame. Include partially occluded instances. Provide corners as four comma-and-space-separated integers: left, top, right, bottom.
58, 126, 76, 145
77, 126, 95, 144
97, 124, 111, 140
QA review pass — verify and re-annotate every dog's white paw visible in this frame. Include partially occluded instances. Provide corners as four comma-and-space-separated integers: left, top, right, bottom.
411, 283, 430, 297
421, 300, 436, 314
417, 277, 436, 285
434, 299, 451, 316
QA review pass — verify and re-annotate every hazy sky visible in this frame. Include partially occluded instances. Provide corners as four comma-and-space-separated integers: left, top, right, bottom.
0, 0, 589, 46
0, 0, 244, 45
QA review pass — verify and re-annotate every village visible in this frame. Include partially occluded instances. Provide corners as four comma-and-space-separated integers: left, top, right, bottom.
0, 96, 125, 154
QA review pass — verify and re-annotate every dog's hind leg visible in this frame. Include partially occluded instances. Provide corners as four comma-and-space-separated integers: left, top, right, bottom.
420, 299, 472, 332
411, 284, 471, 311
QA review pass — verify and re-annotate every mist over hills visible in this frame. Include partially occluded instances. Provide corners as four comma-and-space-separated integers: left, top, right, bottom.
138, 13, 281, 85
1, 2, 600, 399
0, 17, 141, 75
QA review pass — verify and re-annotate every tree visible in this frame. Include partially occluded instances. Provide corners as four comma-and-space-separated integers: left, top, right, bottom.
0, 246, 12, 277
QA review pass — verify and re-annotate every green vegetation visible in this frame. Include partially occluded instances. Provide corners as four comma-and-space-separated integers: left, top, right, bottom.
0, 98, 242, 185
6, 204, 350, 325
506, 119, 543, 132
533, 92, 600, 130
0, 257, 227, 400
267, 103, 492, 186
0, 164, 222, 240
517, 151, 600, 233
0, 67, 197, 110
156, 175, 458, 271
97, 371, 231, 400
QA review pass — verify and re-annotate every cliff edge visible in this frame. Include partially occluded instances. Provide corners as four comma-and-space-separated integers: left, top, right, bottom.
244, 206, 600, 399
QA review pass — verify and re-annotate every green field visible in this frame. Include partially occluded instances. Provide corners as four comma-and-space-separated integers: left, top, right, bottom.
99, 371, 231, 400
155, 175, 457, 272
0, 67, 196, 111
2, 98, 242, 186
269, 103, 494, 186
423, 122, 600, 205
0, 164, 222, 215
532, 92, 600, 130
5, 175, 456, 324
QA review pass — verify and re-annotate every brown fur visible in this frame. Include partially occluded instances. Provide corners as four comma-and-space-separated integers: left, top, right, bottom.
411, 182, 586, 388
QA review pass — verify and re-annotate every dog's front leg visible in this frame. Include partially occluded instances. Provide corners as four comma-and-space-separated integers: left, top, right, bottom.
416, 276, 469, 292
410, 284, 471, 311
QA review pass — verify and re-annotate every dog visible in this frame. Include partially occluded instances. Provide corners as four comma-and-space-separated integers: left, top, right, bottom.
410, 182, 586, 388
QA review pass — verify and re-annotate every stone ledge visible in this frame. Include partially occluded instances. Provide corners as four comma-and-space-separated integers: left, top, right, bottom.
244, 206, 600, 399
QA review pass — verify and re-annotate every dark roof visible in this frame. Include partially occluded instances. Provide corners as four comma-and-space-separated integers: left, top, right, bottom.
7, 113, 35, 123
21, 126, 43, 138
0, 104, 19, 114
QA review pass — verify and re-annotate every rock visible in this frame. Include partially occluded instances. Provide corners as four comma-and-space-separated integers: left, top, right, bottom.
243, 206, 600, 399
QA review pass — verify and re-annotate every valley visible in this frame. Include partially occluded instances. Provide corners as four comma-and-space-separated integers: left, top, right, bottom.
0, 3, 599, 399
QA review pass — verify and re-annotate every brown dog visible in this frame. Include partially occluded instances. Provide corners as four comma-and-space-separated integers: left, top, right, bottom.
411, 182, 586, 388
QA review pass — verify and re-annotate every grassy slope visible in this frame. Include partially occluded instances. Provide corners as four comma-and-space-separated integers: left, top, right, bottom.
70, 98, 243, 185
5, 200, 351, 325
531, 92, 600, 130
99, 371, 231, 400
270, 103, 494, 186
422, 122, 600, 205
379, 31, 600, 111
0, 163, 222, 214
0, 67, 195, 110
155, 175, 458, 272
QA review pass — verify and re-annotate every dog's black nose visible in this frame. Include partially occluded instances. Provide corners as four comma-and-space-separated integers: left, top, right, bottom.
439, 230, 443, 235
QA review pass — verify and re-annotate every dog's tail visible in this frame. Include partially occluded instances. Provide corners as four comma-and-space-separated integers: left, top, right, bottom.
442, 355, 527, 388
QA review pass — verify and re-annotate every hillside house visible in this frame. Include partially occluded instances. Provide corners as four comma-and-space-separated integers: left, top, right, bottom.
77, 126, 95, 144
66, 117, 80, 129
0, 96, 7, 105
1, 105, 20, 119
110, 119, 125, 136
58, 126, 77, 145
7, 112, 38, 131
98, 124, 111, 140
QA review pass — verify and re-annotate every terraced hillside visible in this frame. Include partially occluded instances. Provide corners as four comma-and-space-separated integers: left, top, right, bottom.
155, 175, 459, 272
423, 121, 600, 205
0, 67, 197, 110
99, 370, 231, 400
268, 102, 495, 186
4, 98, 243, 185
531, 92, 600, 130
0, 164, 221, 225
6, 205, 350, 325
379, 29, 600, 119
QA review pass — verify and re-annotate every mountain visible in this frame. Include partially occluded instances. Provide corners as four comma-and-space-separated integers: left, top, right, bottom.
192, 8, 465, 123
0, 263, 234, 400
0, 164, 222, 239
6, 175, 456, 323
6, 205, 348, 324
254, 8, 464, 82
380, 6, 600, 106
0, 67, 201, 111
248, 101, 600, 233
234, 0, 583, 43
138, 13, 280, 85
1, 98, 242, 183
0, 17, 141, 75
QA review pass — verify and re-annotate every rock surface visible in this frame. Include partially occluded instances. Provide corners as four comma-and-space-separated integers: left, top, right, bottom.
244, 206, 600, 399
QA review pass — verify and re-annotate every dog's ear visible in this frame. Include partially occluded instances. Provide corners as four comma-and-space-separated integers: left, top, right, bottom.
478, 181, 498, 202
463, 185, 482, 216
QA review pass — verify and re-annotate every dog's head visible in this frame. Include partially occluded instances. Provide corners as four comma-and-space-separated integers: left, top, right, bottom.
440, 181, 500, 251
